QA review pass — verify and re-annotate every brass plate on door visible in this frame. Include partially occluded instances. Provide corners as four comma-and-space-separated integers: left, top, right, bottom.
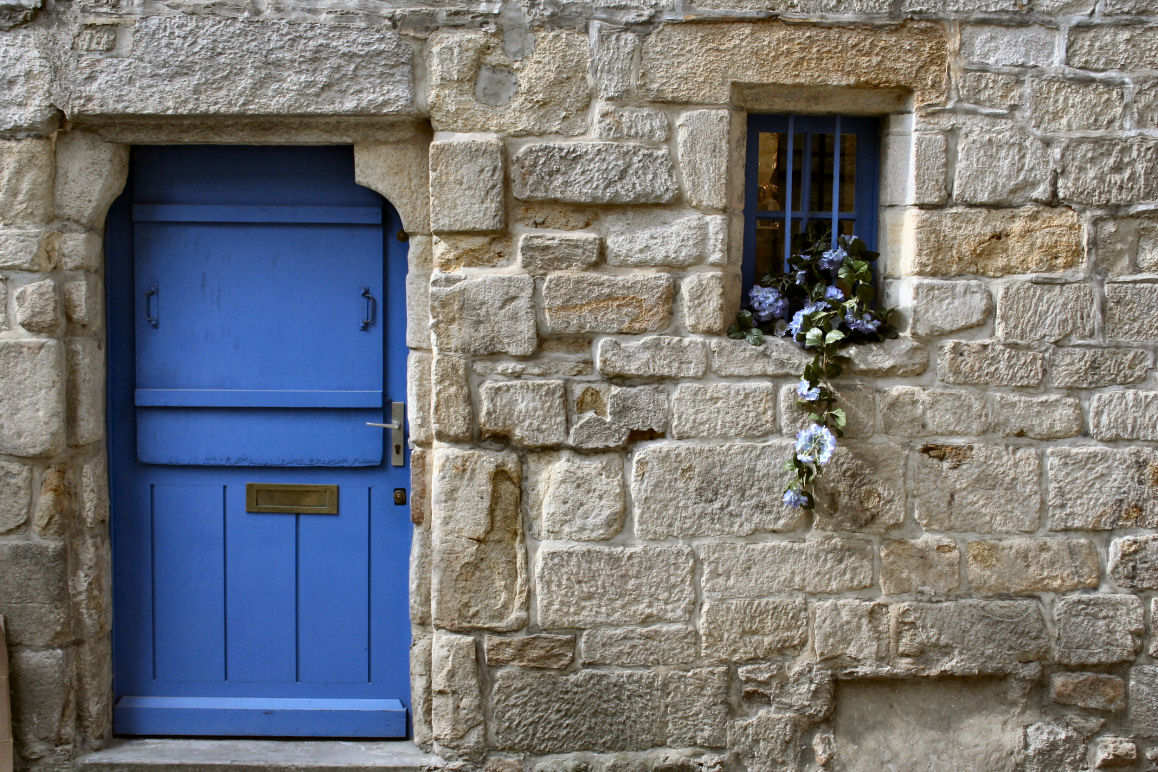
246, 483, 339, 514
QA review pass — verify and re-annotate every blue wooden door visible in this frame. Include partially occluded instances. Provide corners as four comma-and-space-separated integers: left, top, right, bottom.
106, 147, 412, 738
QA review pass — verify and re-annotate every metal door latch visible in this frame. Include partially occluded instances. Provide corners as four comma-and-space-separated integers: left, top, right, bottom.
366, 402, 405, 467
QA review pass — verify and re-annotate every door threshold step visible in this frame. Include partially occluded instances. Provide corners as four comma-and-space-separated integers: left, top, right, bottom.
75, 739, 442, 771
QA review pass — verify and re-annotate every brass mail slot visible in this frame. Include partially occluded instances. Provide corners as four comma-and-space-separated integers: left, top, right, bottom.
246, 483, 339, 514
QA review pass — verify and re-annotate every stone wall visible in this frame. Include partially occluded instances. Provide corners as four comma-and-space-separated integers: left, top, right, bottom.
2, 0, 1158, 770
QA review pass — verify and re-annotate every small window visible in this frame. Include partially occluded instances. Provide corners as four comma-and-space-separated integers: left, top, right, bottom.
743, 114, 880, 290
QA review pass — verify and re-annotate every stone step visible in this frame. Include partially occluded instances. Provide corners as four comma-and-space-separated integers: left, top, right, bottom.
75, 739, 441, 772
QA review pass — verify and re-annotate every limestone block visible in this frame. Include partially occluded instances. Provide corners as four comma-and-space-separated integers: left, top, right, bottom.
53, 132, 128, 229
677, 110, 730, 210
1110, 535, 1158, 589
1051, 673, 1126, 713
956, 71, 1021, 110
1028, 77, 1124, 132
14, 279, 58, 334
996, 282, 1095, 343
433, 235, 512, 272
0, 139, 52, 226
1024, 722, 1086, 772
670, 383, 776, 439
431, 631, 485, 756
914, 444, 1041, 532
681, 273, 739, 336
846, 337, 928, 377
492, 669, 663, 753
1059, 138, 1158, 205
9, 647, 71, 752
699, 537, 874, 598
525, 451, 625, 540
728, 709, 806, 772
664, 667, 729, 748
64, 17, 415, 117
938, 341, 1044, 386
596, 336, 707, 379
429, 274, 536, 356
992, 394, 1082, 440
410, 520, 430, 627
536, 545, 696, 628
0, 28, 55, 134
485, 634, 574, 669
909, 133, 949, 206
0, 339, 64, 457
700, 598, 807, 661
411, 635, 432, 750
591, 25, 639, 99
33, 465, 68, 539
431, 353, 471, 443
880, 387, 989, 436
1055, 594, 1143, 665
881, 536, 960, 596
542, 273, 674, 334
1106, 283, 1158, 341
910, 281, 991, 338
955, 128, 1050, 205
354, 140, 431, 235
1093, 737, 1137, 768
904, 206, 1084, 277
1048, 447, 1158, 530
961, 24, 1056, 67
567, 415, 629, 451
632, 443, 804, 538
0, 229, 50, 271
67, 338, 104, 447
812, 442, 906, 534
639, 21, 948, 107
814, 599, 889, 668
891, 600, 1049, 673
779, 382, 874, 439
511, 143, 678, 205
1068, 24, 1158, 71
606, 211, 727, 268
1051, 347, 1150, 388
429, 138, 504, 233
518, 233, 600, 274
479, 380, 567, 448
1132, 666, 1158, 737
431, 448, 526, 631
55, 231, 102, 272
1135, 81, 1158, 130
581, 626, 697, 667
607, 386, 668, 433
406, 351, 432, 447
0, 540, 69, 647
0, 460, 32, 533
709, 336, 809, 376
965, 538, 1098, 595
1091, 391, 1158, 441
595, 105, 668, 143
62, 277, 95, 328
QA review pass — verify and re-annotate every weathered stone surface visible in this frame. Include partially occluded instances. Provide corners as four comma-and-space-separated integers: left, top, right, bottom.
957, 71, 1021, 110
670, 383, 776, 439
955, 128, 1050, 205
9, 647, 71, 754
0, 540, 69, 646
915, 444, 1041, 532
1059, 138, 1158, 205
67, 338, 104, 447
1068, 24, 1158, 71
677, 110, 730, 210
53, 131, 128, 228
525, 451, 625, 541
996, 282, 1095, 343
881, 536, 960, 596
567, 414, 630, 451
518, 233, 600, 274
431, 353, 472, 442
0, 340, 64, 457
880, 387, 988, 436
62, 277, 95, 328
632, 443, 804, 538
814, 599, 889, 668
1106, 283, 1158, 341
728, 709, 805, 772
485, 634, 574, 669
1091, 391, 1158, 441
0, 229, 50, 271
14, 279, 57, 334
410, 635, 432, 747
904, 207, 1083, 277
542, 274, 674, 334
1093, 737, 1137, 768
640, 21, 948, 106
1051, 449, 1158, 530
699, 538, 874, 598
846, 337, 928, 377
1051, 347, 1150, 388
1110, 535, 1158, 590
892, 600, 1050, 673
0, 139, 52, 226
966, 538, 1098, 595
595, 105, 668, 142
591, 25, 639, 99
938, 342, 1044, 387
813, 442, 906, 534
0, 460, 32, 533
536, 545, 696, 628
511, 143, 678, 205
664, 668, 729, 749
0, 28, 55, 134
355, 141, 431, 235
431, 448, 526, 631
607, 386, 668, 433
429, 274, 537, 356
605, 211, 727, 268
596, 336, 707, 379
1133, 667, 1158, 738
64, 17, 415, 117
429, 138, 504, 233
780, 383, 874, 439
1028, 77, 1124, 132
1135, 80, 1158, 130
428, 29, 590, 136
582, 626, 697, 667
433, 235, 511, 273
910, 280, 992, 337
479, 379, 567, 448
431, 631, 485, 756
492, 669, 663, 753
1051, 672, 1126, 713
709, 337, 809, 376
681, 272, 739, 336
1025, 721, 1086, 772
961, 24, 1056, 67
910, 133, 949, 206
992, 394, 1082, 440
700, 598, 807, 661
1055, 594, 1143, 665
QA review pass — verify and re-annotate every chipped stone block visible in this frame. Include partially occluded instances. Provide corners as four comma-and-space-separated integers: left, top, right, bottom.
1025, 721, 1086, 772
700, 598, 807, 662
892, 600, 1049, 673
915, 444, 1041, 533
813, 599, 889, 668
596, 336, 707, 379
1028, 77, 1124, 132
0, 339, 65, 457
0, 28, 56, 135
957, 71, 1021, 110
846, 337, 928, 376
813, 442, 906, 534
1110, 535, 1158, 590
62, 277, 95, 327
961, 24, 1056, 67
1059, 138, 1158, 206
0, 139, 53, 226
14, 278, 58, 334
966, 538, 1098, 596
676, 109, 730, 210
1132, 666, 1158, 738
67, 338, 104, 447
567, 414, 629, 450
0, 460, 32, 534
591, 25, 639, 100
1056, 594, 1143, 666
996, 282, 1095, 343
53, 131, 128, 228
518, 233, 600, 274
536, 545, 696, 628
880, 387, 988, 436
511, 143, 678, 205
632, 443, 804, 539
1068, 24, 1158, 71
582, 626, 697, 667
955, 128, 1050, 205
912, 133, 949, 206
664, 668, 728, 748
432, 631, 485, 755
0, 540, 70, 646
605, 211, 727, 268
429, 137, 504, 233
429, 274, 536, 356
485, 634, 574, 669
1094, 736, 1137, 768
1106, 283, 1158, 341
728, 709, 805, 772
1051, 347, 1150, 388
699, 538, 874, 598
992, 394, 1082, 440
525, 451, 625, 541
670, 383, 776, 439
1051, 673, 1126, 713
681, 272, 739, 336
607, 386, 667, 433
595, 105, 667, 142
1091, 391, 1158, 441
431, 353, 472, 443
479, 379, 567, 448
542, 273, 673, 334
433, 235, 512, 271
938, 342, 1044, 387
881, 537, 960, 596
709, 337, 809, 377
0, 229, 51, 271
910, 280, 991, 337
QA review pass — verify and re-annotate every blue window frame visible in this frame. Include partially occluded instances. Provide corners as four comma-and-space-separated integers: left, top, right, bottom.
743, 114, 881, 289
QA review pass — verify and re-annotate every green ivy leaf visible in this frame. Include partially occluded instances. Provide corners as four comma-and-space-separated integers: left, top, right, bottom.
829, 407, 847, 428
745, 327, 765, 346
824, 329, 846, 346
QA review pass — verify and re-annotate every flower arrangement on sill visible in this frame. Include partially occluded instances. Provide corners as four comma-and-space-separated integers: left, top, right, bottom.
728, 228, 896, 510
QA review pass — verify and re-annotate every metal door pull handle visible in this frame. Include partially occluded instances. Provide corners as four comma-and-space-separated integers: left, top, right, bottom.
365, 422, 399, 429
360, 287, 376, 330
144, 284, 159, 328
366, 402, 406, 467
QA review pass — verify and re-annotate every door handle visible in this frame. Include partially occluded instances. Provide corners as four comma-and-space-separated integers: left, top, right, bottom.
360, 287, 376, 331
366, 402, 405, 467
144, 284, 159, 328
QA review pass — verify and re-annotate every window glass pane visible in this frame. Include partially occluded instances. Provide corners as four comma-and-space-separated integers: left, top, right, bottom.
839, 134, 857, 213
838, 219, 857, 238
754, 220, 784, 278
808, 134, 835, 214
756, 133, 787, 212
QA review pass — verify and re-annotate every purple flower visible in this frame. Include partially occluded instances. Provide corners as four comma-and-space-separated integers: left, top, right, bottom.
794, 269, 809, 285
844, 310, 881, 334
748, 285, 790, 323
819, 246, 847, 274
824, 285, 844, 302
796, 379, 820, 401
795, 423, 837, 466
783, 489, 809, 508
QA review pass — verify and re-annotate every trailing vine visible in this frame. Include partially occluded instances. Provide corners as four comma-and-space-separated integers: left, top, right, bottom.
729, 227, 896, 510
